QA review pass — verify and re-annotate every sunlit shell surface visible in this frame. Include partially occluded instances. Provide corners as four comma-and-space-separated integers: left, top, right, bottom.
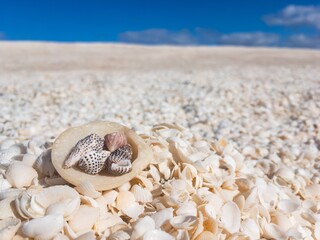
1, 115, 320, 239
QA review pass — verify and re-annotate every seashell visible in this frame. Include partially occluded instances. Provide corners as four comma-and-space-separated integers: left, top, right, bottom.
277, 199, 300, 213
131, 185, 152, 203
105, 144, 132, 175
94, 213, 124, 233
0, 148, 20, 168
33, 149, 56, 177
0, 188, 23, 201
131, 216, 155, 240
149, 165, 161, 183
221, 201, 241, 234
75, 181, 102, 199
143, 230, 175, 240
240, 219, 260, 239
116, 191, 135, 210
5, 162, 38, 188
0, 179, 12, 191
0, 140, 15, 150
132, 175, 154, 191
16, 185, 80, 220
271, 211, 292, 231
102, 190, 118, 205
0, 218, 21, 240
74, 231, 96, 240
68, 205, 99, 233
176, 201, 197, 216
104, 132, 127, 152
194, 231, 216, 240
108, 230, 130, 240
122, 202, 144, 220
63, 221, 78, 239
53, 233, 69, 240
151, 208, 174, 229
27, 141, 42, 156
262, 223, 287, 240
175, 229, 190, 240
63, 133, 105, 169
106, 159, 132, 176
52, 121, 153, 191
0, 197, 17, 219
190, 211, 204, 239
78, 150, 110, 175
170, 215, 198, 230
21, 214, 64, 240
21, 153, 38, 166
117, 182, 131, 192
315, 222, 320, 240
46, 202, 65, 216
303, 183, 320, 199
107, 144, 132, 163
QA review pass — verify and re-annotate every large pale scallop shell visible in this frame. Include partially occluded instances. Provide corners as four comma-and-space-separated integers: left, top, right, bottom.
52, 121, 153, 191
104, 132, 127, 152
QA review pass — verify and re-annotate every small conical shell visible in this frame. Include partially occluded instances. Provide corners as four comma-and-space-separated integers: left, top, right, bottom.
78, 150, 110, 175
63, 133, 105, 169
104, 132, 127, 152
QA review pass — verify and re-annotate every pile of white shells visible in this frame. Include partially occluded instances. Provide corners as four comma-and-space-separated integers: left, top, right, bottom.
1, 122, 320, 239
0, 60, 320, 239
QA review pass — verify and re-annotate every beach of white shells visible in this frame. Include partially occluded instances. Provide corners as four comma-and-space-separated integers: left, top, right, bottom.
0, 43, 320, 240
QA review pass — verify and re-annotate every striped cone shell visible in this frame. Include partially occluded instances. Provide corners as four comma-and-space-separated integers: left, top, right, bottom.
105, 144, 132, 175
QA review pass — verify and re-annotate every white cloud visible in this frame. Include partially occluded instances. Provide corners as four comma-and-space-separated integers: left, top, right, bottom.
119, 29, 196, 45
286, 34, 320, 48
264, 5, 320, 30
119, 29, 279, 47
218, 32, 279, 46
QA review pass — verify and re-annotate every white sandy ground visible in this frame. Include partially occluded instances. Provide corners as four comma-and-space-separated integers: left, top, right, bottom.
0, 42, 320, 239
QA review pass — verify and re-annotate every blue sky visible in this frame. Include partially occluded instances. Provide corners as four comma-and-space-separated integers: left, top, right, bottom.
0, 0, 319, 48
